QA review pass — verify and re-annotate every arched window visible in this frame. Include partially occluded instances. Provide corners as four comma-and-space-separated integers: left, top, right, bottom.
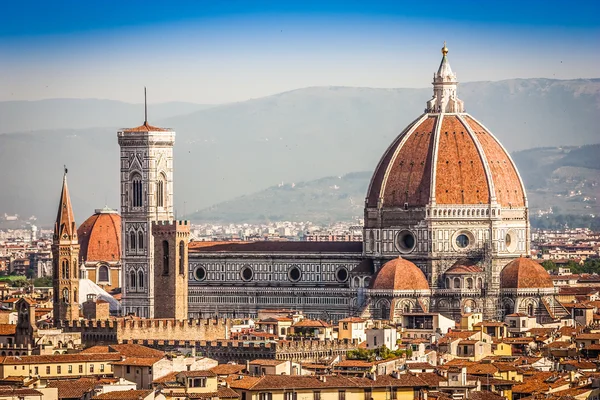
130, 232, 136, 251
65, 260, 70, 279
403, 303, 411, 313
179, 241, 185, 275
156, 175, 166, 208
130, 271, 137, 290
98, 266, 109, 282
62, 288, 69, 303
132, 174, 143, 207
138, 231, 144, 250
528, 303, 534, 316
163, 241, 170, 275
453, 277, 461, 289
466, 278, 474, 289
138, 271, 144, 289
61, 260, 67, 279
446, 278, 451, 289
73, 289, 77, 303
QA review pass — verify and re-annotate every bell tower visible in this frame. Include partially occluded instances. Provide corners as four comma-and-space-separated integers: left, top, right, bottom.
117, 90, 175, 318
52, 169, 80, 324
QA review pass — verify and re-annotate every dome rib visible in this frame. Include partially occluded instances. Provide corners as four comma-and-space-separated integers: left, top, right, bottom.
366, 114, 428, 208
77, 210, 121, 262
463, 116, 527, 208
500, 257, 553, 289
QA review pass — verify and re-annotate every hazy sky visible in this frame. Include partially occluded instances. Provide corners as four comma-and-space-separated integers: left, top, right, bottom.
1, 0, 598, 104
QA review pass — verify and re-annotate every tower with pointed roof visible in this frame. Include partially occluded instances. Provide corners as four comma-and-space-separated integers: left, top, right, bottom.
117, 93, 175, 318
52, 169, 80, 324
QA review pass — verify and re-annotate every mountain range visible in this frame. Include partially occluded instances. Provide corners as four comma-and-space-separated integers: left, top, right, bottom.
0, 78, 598, 226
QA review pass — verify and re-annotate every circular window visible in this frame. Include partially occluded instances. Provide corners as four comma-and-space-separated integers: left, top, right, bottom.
396, 230, 416, 253
194, 266, 206, 281
336, 267, 349, 282
505, 230, 518, 252
456, 234, 470, 248
241, 266, 253, 281
288, 266, 301, 282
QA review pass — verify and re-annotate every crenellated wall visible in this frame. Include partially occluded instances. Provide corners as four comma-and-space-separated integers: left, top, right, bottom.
57, 318, 231, 346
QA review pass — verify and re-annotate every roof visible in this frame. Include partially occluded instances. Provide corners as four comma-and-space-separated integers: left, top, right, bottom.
0, 388, 43, 397
338, 317, 366, 323
177, 370, 217, 378
292, 319, 331, 328
48, 378, 97, 399
78, 209, 121, 262
0, 353, 121, 365
366, 112, 526, 209
0, 324, 16, 336
445, 261, 483, 274
500, 257, 554, 289
119, 121, 172, 133
54, 173, 77, 242
370, 257, 430, 291
187, 388, 240, 399
210, 364, 246, 375
189, 241, 362, 253
93, 390, 153, 400
107, 344, 164, 358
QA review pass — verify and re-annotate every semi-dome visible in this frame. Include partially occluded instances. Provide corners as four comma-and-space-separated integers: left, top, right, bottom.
500, 257, 553, 289
366, 44, 526, 210
77, 207, 121, 262
371, 257, 430, 291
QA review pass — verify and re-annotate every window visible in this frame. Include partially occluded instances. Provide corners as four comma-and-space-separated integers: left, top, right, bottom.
129, 271, 137, 290
163, 241, 170, 275
98, 265, 109, 282
284, 392, 295, 400
132, 175, 143, 207
90, 365, 94, 373
456, 234, 470, 248
46, 366, 50, 375
179, 241, 185, 275
314, 392, 321, 400
259, 394, 272, 400
528, 303, 534, 316
100, 364, 104, 372
157, 176, 166, 207
138, 271, 144, 289
62, 260, 69, 279
130, 231, 136, 251
62, 288, 69, 303
453, 278, 461, 289
388, 388, 397, 400
364, 388, 372, 400
127, 366, 131, 374
57, 366, 61, 374
79, 365, 83, 374
138, 231, 144, 250
339, 391, 346, 400
34, 367, 38, 375
68, 365, 72, 374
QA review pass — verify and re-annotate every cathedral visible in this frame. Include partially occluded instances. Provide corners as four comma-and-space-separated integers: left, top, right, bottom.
53, 44, 567, 325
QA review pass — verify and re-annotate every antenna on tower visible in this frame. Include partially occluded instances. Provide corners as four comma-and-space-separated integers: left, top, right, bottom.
144, 87, 148, 124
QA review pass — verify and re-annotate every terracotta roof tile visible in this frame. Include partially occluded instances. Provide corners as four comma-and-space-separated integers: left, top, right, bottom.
210, 364, 246, 375
189, 241, 362, 253
0, 324, 16, 336
370, 257, 429, 291
500, 257, 554, 289
119, 121, 172, 133
112, 357, 161, 367
1, 353, 121, 365
48, 378, 97, 399
93, 390, 153, 400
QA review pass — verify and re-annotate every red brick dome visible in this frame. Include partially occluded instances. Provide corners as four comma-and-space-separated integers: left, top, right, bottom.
370, 257, 429, 291
500, 257, 553, 289
366, 114, 526, 209
77, 208, 121, 262
366, 46, 526, 211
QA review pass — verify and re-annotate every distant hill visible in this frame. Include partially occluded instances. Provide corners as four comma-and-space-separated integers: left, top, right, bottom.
189, 145, 600, 224
0, 99, 213, 133
0, 78, 598, 226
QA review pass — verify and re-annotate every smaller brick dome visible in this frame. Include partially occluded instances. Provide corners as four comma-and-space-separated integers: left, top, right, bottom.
371, 257, 429, 291
500, 257, 553, 289
78, 208, 121, 262
445, 261, 483, 274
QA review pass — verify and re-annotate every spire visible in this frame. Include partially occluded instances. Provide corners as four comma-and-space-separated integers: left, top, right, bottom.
144, 86, 148, 125
54, 167, 77, 243
426, 42, 464, 113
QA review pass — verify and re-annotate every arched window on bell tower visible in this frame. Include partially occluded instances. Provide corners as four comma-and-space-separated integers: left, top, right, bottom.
179, 241, 185, 275
163, 241, 170, 275
157, 174, 166, 208
131, 173, 143, 207
138, 231, 144, 250
130, 231, 136, 251
138, 271, 144, 289
129, 271, 137, 290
